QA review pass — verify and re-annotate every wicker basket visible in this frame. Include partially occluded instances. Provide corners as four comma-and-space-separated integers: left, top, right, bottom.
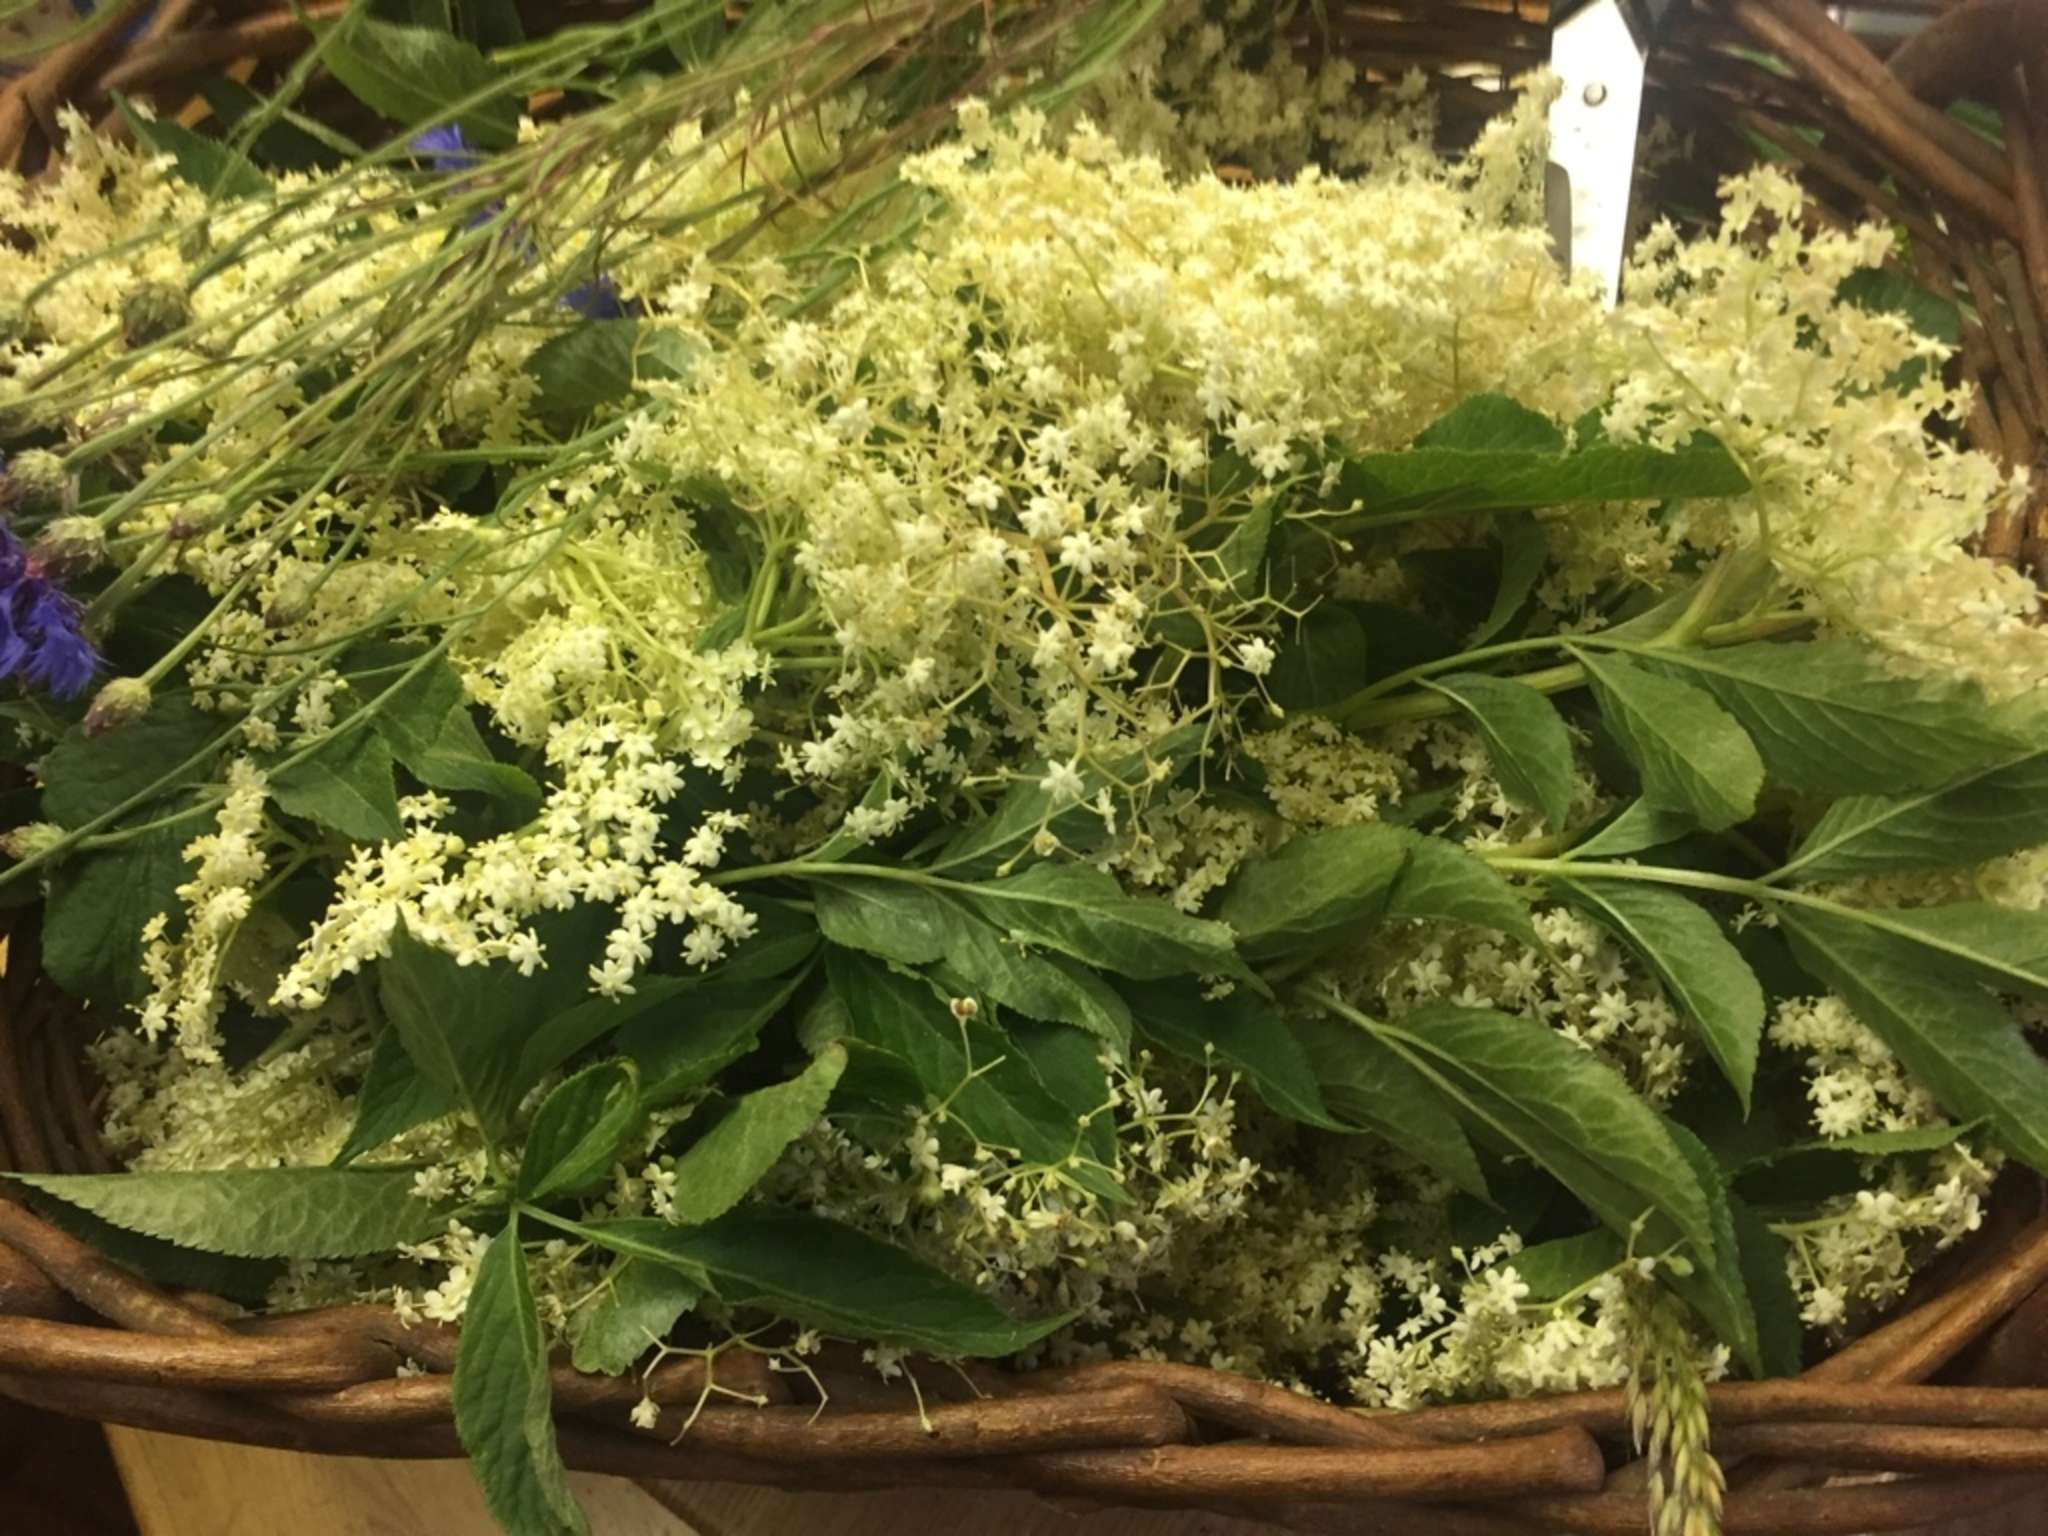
6, 1, 2048, 1531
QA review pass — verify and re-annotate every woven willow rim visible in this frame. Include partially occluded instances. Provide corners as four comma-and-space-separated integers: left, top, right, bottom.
3, 1, 2048, 1530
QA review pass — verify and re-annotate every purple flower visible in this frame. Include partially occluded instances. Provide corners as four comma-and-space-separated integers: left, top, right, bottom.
0, 521, 96, 701
563, 274, 630, 320
411, 124, 481, 173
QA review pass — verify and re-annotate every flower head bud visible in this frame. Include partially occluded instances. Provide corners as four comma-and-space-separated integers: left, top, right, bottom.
2, 447, 70, 515
0, 821, 64, 862
29, 516, 106, 579
121, 282, 190, 350
83, 676, 153, 737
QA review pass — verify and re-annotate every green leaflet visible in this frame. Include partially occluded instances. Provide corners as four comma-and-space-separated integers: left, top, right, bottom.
813, 876, 956, 964
1289, 1014, 1490, 1199
1218, 822, 1408, 959
1356, 1002, 1721, 1289
1334, 394, 1748, 523
1570, 799, 1696, 860
1626, 641, 2022, 795
664, 1046, 845, 1226
1387, 837, 1540, 946
1130, 980, 1341, 1131
1842, 902, 2048, 1001
1730, 1193, 1804, 1378
519, 1061, 642, 1204
267, 726, 404, 842
1471, 513, 1548, 646
527, 319, 697, 429
821, 949, 1084, 1167
616, 973, 803, 1107
41, 693, 221, 826
930, 723, 1207, 877
1664, 1123, 1763, 1376
377, 913, 608, 1140
1781, 906, 2048, 1172
569, 1258, 700, 1377
115, 94, 271, 198
962, 862, 1243, 982
454, 1214, 588, 1536
42, 830, 187, 1006
337, 1027, 458, 1164
1424, 672, 1575, 828
12, 1168, 447, 1259
937, 919, 1134, 1048
1220, 824, 1534, 959
321, 16, 518, 147
1509, 1229, 1625, 1302
585, 1207, 1066, 1358
1267, 604, 1369, 710
360, 649, 540, 815
1556, 880, 1765, 1111
1574, 648, 1762, 831
1776, 750, 2048, 884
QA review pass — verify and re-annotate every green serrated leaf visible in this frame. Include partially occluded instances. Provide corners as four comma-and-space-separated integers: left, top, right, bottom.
822, 949, 1083, 1165
569, 1258, 699, 1376
1218, 822, 1408, 960
665, 1046, 843, 1225
1571, 799, 1697, 860
1729, 1194, 1803, 1377
1472, 513, 1547, 644
1665, 1122, 1763, 1375
1557, 880, 1765, 1111
42, 830, 187, 1006
116, 95, 271, 198
1842, 902, 2048, 1001
526, 320, 697, 428
1131, 980, 1341, 1131
42, 694, 222, 827
1387, 837, 1540, 946
1289, 1013, 1490, 1198
940, 918, 1133, 1048
378, 914, 605, 1140
1627, 641, 2022, 795
616, 972, 803, 1108
1268, 603, 1369, 710
1777, 750, 2048, 884
520, 1061, 641, 1204
1781, 906, 2048, 1172
590, 1207, 1064, 1358
1425, 673, 1574, 829
11, 1168, 445, 1259
322, 16, 518, 147
1335, 394, 1748, 522
269, 727, 404, 842
1575, 649, 1762, 831
363, 650, 538, 813
454, 1214, 588, 1536
1509, 1228, 1625, 1302
812, 877, 957, 965
1362, 1002, 1719, 1268
336, 1027, 454, 1164
963, 862, 1243, 982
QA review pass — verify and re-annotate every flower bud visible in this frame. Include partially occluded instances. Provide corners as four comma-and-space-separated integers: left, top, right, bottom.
2, 447, 70, 515
84, 676, 153, 737
0, 821, 64, 862
29, 515, 106, 579
121, 282, 190, 349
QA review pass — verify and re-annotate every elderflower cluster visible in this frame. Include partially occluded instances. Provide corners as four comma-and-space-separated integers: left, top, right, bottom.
134, 760, 273, 1063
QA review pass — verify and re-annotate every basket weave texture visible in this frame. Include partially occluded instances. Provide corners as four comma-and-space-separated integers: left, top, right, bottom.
5, 1, 2048, 1531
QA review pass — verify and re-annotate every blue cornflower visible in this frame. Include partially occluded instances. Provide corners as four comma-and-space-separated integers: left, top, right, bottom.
0, 520, 96, 701
410, 124, 482, 173
411, 127, 636, 322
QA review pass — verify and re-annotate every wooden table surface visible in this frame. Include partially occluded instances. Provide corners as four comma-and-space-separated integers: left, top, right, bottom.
105, 1427, 1280, 1536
